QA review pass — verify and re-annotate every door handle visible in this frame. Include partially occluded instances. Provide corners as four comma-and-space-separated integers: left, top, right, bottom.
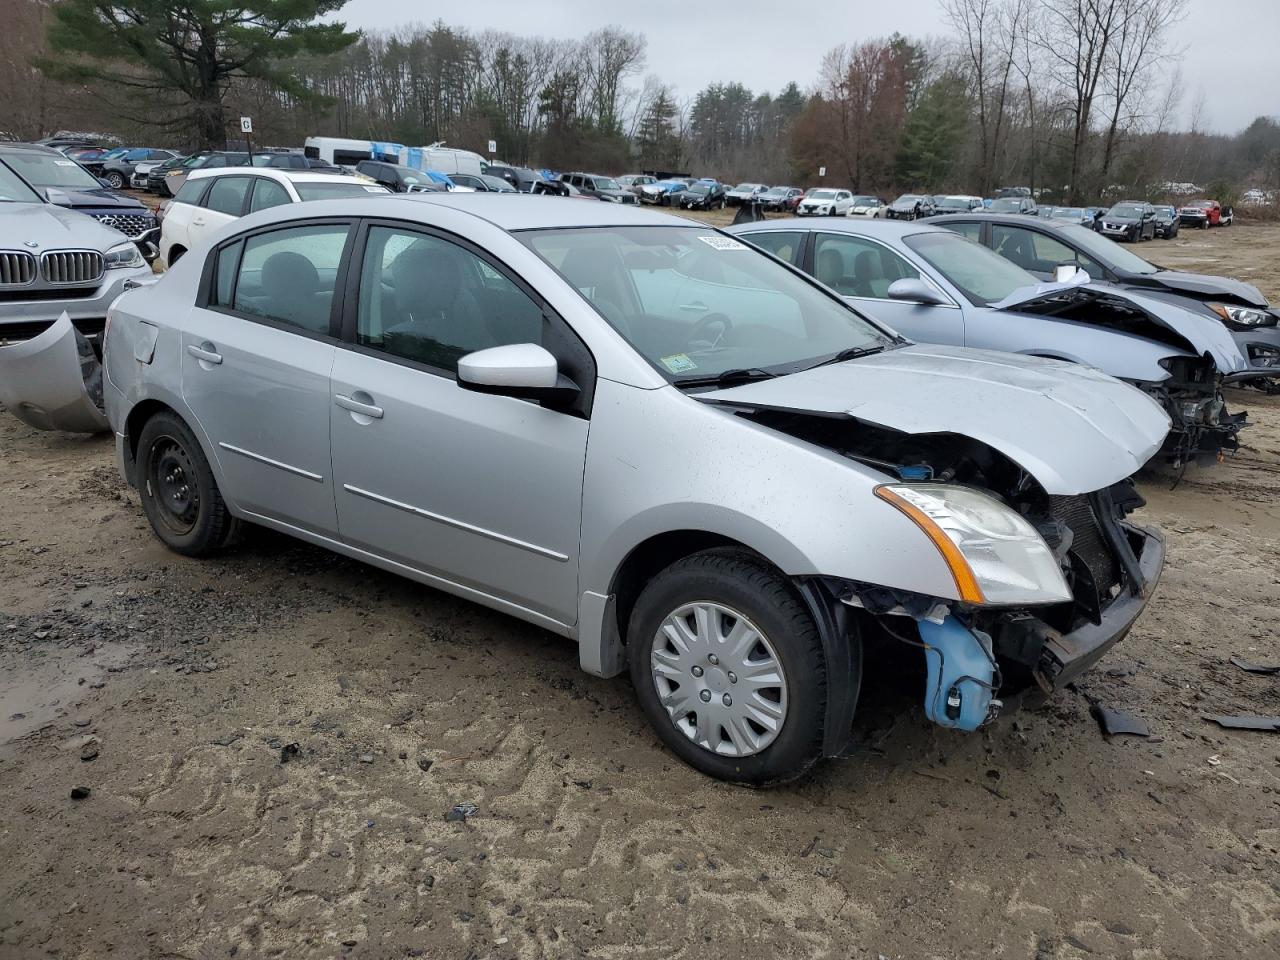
187, 343, 222, 364
334, 393, 384, 419
679, 302, 709, 312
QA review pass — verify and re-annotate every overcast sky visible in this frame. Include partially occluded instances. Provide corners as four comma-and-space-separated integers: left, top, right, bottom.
338, 0, 1277, 134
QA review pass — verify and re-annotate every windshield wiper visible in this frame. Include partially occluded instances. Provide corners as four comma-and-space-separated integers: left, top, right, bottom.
806, 343, 888, 370
674, 367, 778, 389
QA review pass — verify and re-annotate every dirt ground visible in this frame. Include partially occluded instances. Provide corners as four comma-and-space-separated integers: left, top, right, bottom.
2, 222, 1279, 960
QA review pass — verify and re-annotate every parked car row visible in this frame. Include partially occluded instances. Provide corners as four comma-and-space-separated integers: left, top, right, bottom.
0, 195, 1179, 785
3, 166, 1276, 785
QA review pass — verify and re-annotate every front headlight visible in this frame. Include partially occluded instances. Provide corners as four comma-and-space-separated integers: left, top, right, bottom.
105, 241, 145, 269
875, 484, 1071, 606
1208, 303, 1276, 328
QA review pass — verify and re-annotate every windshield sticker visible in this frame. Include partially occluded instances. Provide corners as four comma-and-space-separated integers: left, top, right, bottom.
54, 159, 76, 166
660, 353, 699, 373
697, 236, 747, 251
362, 185, 386, 192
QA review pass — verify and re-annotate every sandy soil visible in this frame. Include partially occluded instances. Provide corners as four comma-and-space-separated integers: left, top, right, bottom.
1, 223, 1279, 960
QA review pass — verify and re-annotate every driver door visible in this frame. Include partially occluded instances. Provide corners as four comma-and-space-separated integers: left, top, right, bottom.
329, 223, 592, 625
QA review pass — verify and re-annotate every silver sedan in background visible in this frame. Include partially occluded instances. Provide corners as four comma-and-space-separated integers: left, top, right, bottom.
728, 218, 1248, 468
78, 197, 1173, 784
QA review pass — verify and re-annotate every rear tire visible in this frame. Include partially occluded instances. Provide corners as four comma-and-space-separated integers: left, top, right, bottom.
627, 549, 827, 786
136, 412, 239, 557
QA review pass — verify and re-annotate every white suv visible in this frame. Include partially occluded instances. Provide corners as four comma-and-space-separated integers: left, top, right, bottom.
159, 167, 389, 267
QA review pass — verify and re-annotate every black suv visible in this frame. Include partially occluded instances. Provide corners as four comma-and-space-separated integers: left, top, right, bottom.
558, 172, 638, 204
0, 142, 160, 260
678, 181, 728, 210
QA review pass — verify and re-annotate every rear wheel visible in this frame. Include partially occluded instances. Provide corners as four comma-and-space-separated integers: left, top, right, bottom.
136, 412, 238, 556
627, 550, 827, 785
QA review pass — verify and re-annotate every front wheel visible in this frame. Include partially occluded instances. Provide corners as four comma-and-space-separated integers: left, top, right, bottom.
136, 412, 239, 556
627, 550, 828, 785
106, 172, 125, 189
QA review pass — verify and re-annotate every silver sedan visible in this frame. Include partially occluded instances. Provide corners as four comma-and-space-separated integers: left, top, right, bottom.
728, 218, 1248, 468
95, 196, 1169, 783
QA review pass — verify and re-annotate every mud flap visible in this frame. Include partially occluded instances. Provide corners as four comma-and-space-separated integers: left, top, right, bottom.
0, 312, 110, 433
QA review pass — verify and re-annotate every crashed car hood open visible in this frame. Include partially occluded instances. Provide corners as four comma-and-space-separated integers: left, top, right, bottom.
696, 345, 1170, 496
991, 280, 1248, 374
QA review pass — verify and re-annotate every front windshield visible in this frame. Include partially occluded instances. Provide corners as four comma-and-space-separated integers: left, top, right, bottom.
1054, 222, 1159, 274
902, 231, 1038, 306
1109, 204, 1144, 218
1154, 206, 1175, 217
0, 163, 43, 202
809, 189, 838, 200
895, 194, 921, 204
1055, 207, 1083, 218
989, 198, 1022, 212
520, 226, 892, 382
763, 187, 787, 197
936, 197, 971, 210
595, 177, 621, 191
2, 152, 102, 190
295, 181, 391, 200
687, 184, 709, 195
734, 183, 761, 192
852, 196, 878, 205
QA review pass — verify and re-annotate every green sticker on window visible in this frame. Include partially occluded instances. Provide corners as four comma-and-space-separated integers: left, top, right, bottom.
660, 353, 698, 373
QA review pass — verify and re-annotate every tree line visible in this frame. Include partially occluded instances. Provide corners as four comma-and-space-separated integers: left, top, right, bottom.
5, 0, 1279, 201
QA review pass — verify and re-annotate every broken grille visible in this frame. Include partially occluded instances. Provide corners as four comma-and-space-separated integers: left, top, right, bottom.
42, 250, 104, 285
1049, 495, 1118, 593
0, 251, 37, 286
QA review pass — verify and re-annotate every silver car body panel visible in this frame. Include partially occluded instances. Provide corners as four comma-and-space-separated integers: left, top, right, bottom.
695, 345, 1170, 495
103, 195, 1168, 679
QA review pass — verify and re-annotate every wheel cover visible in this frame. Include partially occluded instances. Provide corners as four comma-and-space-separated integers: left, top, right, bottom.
651, 601, 789, 758
147, 436, 200, 535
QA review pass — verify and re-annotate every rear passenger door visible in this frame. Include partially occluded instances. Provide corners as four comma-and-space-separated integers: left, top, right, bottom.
182, 221, 354, 538
328, 221, 592, 626
189, 175, 252, 247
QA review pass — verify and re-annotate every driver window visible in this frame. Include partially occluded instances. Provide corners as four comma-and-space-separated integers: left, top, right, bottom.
356, 225, 544, 373
813, 233, 919, 298
1030, 233, 1101, 279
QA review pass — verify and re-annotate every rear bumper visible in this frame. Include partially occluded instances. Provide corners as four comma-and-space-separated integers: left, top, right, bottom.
1033, 523, 1165, 691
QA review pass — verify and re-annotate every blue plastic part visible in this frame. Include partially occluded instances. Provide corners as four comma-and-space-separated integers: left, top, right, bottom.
917, 615, 996, 731
897, 464, 933, 481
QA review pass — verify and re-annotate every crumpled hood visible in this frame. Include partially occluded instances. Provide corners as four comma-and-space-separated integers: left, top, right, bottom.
1141, 270, 1270, 308
991, 280, 1248, 374
0, 201, 136, 252
696, 345, 1171, 495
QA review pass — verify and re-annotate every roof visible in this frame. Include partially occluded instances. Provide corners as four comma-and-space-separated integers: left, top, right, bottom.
723, 217, 947, 240
237, 193, 701, 233
187, 166, 369, 186
0, 142, 64, 156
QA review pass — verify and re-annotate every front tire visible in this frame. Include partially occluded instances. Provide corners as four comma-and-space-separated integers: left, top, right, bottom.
627, 549, 827, 785
136, 412, 238, 556
106, 172, 125, 189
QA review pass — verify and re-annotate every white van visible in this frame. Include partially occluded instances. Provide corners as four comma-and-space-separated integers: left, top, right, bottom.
397, 145, 486, 177
303, 137, 404, 167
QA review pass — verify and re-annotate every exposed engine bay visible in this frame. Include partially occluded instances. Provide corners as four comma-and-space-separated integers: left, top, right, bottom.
742, 409, 1163, 731
1013, 289, 1246, 465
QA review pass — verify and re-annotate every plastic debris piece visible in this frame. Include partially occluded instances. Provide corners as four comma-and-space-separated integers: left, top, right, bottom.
1228, 656, 1280, 675
1090, 703, 1150, 737
1203, 714, 1280, 732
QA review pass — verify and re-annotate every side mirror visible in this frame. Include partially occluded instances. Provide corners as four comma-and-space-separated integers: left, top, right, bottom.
457, 343, 580, 406
887, 278, 947, 306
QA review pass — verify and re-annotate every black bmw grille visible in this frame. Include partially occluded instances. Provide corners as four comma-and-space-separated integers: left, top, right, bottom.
0, 251, 37, 285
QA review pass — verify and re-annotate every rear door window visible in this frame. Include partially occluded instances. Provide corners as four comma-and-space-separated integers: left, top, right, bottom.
230, 224, 351, 336
739, 231, 805, 266
204, 176, 252, 216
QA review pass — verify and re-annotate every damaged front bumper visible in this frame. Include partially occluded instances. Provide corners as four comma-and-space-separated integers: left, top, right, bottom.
0, 313, 110, 433
1027, 522, 1165, 691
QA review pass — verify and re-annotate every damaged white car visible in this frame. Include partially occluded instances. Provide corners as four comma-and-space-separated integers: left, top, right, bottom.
0, 167, 154, 431
50, 198, 1175, 784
